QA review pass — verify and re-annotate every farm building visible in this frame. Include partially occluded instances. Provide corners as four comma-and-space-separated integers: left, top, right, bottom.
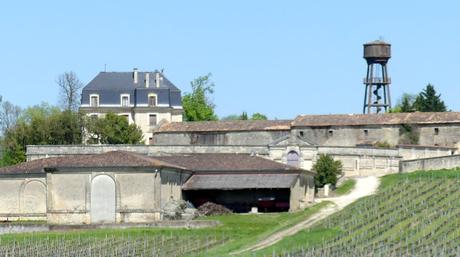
0, 151, 314, 224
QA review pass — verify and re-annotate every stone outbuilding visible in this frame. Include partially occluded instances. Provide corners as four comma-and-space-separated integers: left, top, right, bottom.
0, 151, 315, 224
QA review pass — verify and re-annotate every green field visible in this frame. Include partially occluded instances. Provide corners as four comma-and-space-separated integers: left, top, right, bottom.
1, 169, 460, 256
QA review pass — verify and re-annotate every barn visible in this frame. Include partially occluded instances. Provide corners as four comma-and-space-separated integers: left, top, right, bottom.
0, 151, 315, 224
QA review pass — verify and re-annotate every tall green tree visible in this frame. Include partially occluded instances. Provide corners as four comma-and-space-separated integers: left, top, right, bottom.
390, 94, 416, 113
1, 103, 83, 166
182, 73, 218, 121
85, 113, 144, 144
313, 154, 343, 188
413, 84, 447, 112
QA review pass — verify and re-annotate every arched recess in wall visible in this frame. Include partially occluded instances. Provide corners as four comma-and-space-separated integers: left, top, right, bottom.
91, 175, 116, 224
21, 180, 46, 214
287, 151, 300, 167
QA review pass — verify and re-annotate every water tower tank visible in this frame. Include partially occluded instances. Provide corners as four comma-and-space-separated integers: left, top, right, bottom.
363, 40, 391, 64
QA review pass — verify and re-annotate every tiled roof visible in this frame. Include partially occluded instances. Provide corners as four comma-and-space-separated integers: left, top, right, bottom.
182, 173, 299, 190
0, 151, 184, 174
0, 152, 308, 175
292, 112, 460, 127
155, 120, 292, 133
154, 154, 305, 172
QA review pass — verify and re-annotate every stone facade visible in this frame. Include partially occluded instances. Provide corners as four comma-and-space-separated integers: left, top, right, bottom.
46, 167, 188, 225
0, 175, 46, 221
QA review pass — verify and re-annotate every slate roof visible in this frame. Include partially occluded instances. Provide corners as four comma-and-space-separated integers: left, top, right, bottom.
154, 154, 304, 173
292, 112, 460, 127
0, 151, 184, 174
155, 120, 292, 133
84, 71, 179, 91
182, 173, 299, 190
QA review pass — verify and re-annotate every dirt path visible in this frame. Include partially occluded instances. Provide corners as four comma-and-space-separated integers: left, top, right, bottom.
232, 176, 380, 255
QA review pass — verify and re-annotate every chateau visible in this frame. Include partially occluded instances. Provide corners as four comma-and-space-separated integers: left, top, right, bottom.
80, 69, 183, 143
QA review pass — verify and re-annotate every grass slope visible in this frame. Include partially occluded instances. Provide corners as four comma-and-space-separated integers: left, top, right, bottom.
0, 202, 329, 257
334, 178, 356, 196
256, 169, 460, 256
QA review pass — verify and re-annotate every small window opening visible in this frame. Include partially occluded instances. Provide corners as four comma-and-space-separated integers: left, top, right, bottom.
328, 130, 333, 136
149, 114, 157, 127
299, 131, 304, 137
364, 129, 369, 136
434, 128, 439, 135
148, 95, 157, 107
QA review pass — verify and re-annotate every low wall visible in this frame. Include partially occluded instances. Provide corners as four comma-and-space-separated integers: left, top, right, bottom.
0, 220, 220, 235
400, 154, 460, 173
27, 145, 269, 161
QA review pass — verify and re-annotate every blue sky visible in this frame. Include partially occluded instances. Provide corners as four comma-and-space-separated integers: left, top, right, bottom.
1, 1, 459, 119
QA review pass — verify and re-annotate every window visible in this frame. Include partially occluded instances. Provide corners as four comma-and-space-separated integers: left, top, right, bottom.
90, 95, 99, 107
299, 131, 304, 137
328, 130, 334, 136
434, 128, 439, 135
149, 137, 154, 145
121, 94, 130, 107
148, 95, 157, 107
364, 129, 369, 136
149, 114, 157, 127
287, 151, 300, 167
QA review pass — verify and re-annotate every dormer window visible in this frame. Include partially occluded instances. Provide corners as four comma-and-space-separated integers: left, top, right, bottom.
148, 94, 157, 107
121, 94, 130, 107
90, 94, 99, 107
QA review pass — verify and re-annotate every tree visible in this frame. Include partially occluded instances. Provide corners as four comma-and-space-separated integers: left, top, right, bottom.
182, 73, 218, 121
57, 71, 83, 112
85, 113, 144, 144
1, 103, 83, 166
413, 84, 447, 112
221, 112, 268, 121
313, 154, 343, 188
251, 113, 268, 120
240, 112, 248, 120
0, 95, 22, 134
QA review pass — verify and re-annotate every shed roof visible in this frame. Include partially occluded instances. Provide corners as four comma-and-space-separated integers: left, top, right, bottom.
182, 173, 299, 190
0, 152, 308, 175
154, 154, 305, 173
155, 120, 292, 133
292, 112, 460, 127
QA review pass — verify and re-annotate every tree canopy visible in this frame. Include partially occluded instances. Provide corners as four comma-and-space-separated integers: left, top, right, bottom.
85, 113, 144, 144
413, 84, 447, 112
182, 73, 218, 121
391, 84, 447, 113
313, 154, 343, 188
221, 112, 268, 121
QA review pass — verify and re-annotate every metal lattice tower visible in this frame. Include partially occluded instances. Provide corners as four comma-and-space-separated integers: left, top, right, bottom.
362, 40, 392, 114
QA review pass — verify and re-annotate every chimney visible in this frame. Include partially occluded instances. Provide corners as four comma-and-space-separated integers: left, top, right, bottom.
133, 68, 138, 84
155, 72, 161, 88
145, 73, 150, 88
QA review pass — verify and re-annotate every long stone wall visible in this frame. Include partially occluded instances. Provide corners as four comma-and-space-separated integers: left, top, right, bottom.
400, 155, 460, 173
27, 144, 455, 177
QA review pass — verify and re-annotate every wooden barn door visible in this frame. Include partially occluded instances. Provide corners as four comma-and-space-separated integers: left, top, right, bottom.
91, 175, 116, 223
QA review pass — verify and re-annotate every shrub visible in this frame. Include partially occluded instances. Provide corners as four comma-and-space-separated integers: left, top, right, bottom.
313, 154, 343, 188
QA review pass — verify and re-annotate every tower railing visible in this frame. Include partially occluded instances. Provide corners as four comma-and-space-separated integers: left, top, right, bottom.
363, 77, 391, 84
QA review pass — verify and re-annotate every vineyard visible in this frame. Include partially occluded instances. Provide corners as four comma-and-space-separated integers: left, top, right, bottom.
256, 169, 460, 256
0, 230, 228, 257
1, 169, 459, 256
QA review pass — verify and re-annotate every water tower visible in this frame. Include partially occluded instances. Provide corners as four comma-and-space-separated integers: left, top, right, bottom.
362, 40, 391, 114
